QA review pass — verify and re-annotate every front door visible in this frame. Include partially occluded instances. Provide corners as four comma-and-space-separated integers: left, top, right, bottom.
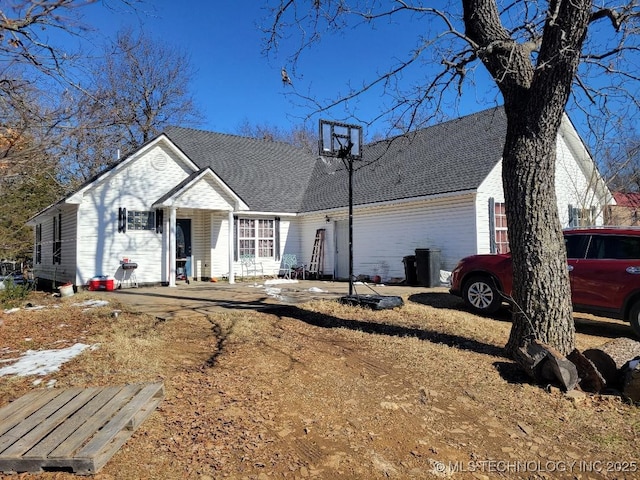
334, 220, 349, 280
176, 219, 192, 281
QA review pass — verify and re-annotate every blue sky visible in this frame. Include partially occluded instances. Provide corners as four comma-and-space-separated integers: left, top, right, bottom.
63, 1, 494, 140
50, 0, 636, 154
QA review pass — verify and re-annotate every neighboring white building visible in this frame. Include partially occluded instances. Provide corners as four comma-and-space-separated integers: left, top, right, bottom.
27, 107, 611, 289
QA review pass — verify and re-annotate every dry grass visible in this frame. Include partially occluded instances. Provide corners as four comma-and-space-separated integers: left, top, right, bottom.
1, 289, 639, 479
0, 292, 164, 402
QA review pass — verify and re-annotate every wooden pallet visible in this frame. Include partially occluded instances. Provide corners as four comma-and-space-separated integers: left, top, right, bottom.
0, 382, 164, 475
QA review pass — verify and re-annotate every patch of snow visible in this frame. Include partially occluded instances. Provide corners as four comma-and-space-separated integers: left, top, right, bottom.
25, 305, 46, 311
3, 300, 108, 316
73, 299, 109, 308
264, 279, 298, 285
0, 343, 96, 377
308, 287, 326, 293
265, 287, 283, 300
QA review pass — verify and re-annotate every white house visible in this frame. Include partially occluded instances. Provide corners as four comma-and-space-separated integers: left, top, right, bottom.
27, 107, 611, 290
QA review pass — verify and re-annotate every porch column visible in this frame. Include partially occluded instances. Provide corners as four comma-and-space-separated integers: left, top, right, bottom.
228, 210, 235, 284
210, 212, 216, 281
169, 207, 177, 287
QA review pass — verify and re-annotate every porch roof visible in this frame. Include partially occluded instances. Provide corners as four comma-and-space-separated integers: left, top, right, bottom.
152, 167, 249, 211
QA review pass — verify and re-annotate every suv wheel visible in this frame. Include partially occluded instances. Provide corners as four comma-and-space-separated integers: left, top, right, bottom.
463, 276, 502, 314
629, 301, 640, 338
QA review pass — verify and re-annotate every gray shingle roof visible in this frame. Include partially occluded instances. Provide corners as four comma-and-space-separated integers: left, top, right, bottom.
163, 127, 318, 212
164, 107, 508, 214
301, 106, 507, 212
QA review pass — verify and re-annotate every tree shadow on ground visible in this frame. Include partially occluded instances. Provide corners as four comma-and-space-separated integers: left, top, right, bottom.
268, 304, 507, 359
408, 291, 511, 322
408, 291, 635, 340
573, 315, 635, 339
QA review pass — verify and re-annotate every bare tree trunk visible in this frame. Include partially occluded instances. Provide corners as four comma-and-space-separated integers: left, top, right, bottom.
463, 0, 592, 356
502, 109, 575, 355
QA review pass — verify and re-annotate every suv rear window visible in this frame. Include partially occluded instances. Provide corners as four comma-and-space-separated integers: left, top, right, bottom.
586, 235, 640, 260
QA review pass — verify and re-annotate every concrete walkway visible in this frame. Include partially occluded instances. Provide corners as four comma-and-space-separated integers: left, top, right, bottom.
103, 278, 440, 320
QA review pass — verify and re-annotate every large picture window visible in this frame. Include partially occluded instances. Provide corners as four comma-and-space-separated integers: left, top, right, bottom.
127, 211, 155, 231
238, 219, 274, 258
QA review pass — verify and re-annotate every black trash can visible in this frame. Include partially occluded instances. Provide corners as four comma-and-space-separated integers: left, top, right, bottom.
402, 255, 417, 286
415, 248, 441, 287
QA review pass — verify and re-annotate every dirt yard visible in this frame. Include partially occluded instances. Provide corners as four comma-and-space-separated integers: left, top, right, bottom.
0, 286, 639, 479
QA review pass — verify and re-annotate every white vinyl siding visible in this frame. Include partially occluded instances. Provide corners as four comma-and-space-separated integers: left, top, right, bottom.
75, 144, 193, 285
300, 194, 477, 280
476, 162, 503, 254
32, 205, 77, 285
556, 132, 604, 226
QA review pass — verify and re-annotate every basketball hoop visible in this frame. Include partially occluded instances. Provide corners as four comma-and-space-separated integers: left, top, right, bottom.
318, 120, 363, 297
319, 120, 363, 160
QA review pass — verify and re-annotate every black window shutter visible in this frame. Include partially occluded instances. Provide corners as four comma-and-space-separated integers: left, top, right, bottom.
156, 209, 164, 234
233, 215, 238, 261
53, 216, 57, 262
118, 208, 123, 233
488, 198, 496, 254
275, 217, 281, 261
568, 204, 574, 227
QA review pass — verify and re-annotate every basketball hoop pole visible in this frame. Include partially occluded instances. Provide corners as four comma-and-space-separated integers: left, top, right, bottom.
319, 120, 362, 297
332, 137, 355, 296
343, 148, 354, 296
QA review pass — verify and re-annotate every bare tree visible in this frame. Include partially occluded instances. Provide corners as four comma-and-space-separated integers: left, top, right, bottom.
603, 137, 640, 193
0, 78, 65, 261
236, 120, 318, 154
0, 1, 144, 258
263, 1, 640, 355
66, 28, 203, 180
0, 1, 87, 79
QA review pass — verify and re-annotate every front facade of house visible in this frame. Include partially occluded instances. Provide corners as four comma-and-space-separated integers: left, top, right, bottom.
27, 108, 611, 289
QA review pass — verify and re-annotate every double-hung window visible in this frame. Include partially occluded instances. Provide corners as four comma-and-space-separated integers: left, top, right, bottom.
238, 219, 274, 258
53, 214, 62, 264
35, 224, 42, 264
493, 201, 510, 253
127, 211, 155, 231
568, 205, 596, 227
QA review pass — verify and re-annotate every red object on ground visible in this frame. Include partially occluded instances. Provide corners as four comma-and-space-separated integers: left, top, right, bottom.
88, 276, 115, 291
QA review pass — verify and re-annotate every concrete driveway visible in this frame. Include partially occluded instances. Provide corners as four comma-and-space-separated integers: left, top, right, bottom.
103, 279, 435, 320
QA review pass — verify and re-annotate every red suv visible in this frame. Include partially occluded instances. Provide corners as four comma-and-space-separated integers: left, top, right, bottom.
449, 227, 640, 337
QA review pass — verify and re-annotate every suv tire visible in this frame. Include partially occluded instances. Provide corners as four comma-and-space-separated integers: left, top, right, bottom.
629, 301, 640, 338
462, 276, 502, 314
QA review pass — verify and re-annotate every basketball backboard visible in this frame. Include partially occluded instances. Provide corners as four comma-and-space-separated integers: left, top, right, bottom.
319, 120, 363, 159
